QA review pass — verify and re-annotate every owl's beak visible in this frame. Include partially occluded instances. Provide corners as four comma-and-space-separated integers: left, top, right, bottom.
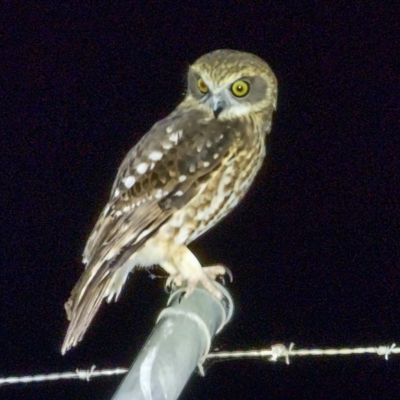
213, 99, 226, 118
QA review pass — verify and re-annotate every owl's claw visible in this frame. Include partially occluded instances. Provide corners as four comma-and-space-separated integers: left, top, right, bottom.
217, 266, 233, 283
165, 265, 232, 300
165, 273, 184, 293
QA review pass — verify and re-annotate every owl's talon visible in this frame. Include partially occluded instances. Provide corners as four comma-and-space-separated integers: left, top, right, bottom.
164, 278, 173, 293
165, 273, 184, 292
165, 265, 232, 300
202, 265, 232, 282
218, 266, 233, 283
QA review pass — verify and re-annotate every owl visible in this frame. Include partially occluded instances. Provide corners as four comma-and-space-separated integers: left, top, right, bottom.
62, 49, 277, 354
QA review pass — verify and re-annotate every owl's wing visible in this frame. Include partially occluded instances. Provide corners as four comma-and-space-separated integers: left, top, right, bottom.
83, 110, 240, 266
62, 109, 241, 354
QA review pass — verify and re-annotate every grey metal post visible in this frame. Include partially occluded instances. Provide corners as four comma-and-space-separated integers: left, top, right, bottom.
111, 282, 234, 400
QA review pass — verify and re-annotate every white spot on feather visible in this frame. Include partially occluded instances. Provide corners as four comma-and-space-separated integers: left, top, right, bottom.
149, 151, 163, 161
136, 162, 148, 174
174, 190, 183, 196
162, 141, 173, 150
179, 175, 187, 182
203, 161, 210, 168
170, 211, 185, 228
122, 176, 136, 189
169, 130, 182, 145
114, 188, 120, 198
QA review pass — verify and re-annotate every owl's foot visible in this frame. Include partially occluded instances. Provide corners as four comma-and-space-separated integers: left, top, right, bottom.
166, 265, 232, 300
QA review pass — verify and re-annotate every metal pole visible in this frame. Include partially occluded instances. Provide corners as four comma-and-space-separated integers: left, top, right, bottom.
111, 282, 234, 400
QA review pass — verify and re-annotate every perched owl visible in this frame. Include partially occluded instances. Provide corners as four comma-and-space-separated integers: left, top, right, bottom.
61, 49, 277, 354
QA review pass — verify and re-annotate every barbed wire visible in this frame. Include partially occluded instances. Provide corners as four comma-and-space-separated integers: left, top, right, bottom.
0, 366, 128, 386
206, 342, 398, 364
0, 343, 397, 386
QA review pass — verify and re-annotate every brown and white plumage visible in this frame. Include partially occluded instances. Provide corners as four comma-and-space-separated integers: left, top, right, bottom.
61, 49, 277, 354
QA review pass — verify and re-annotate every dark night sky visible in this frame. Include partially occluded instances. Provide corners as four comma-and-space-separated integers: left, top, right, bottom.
1, 2, 399, 399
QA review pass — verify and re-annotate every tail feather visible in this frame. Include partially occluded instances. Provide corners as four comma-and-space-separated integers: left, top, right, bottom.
61, 272, 110, 355
62, 233, 146, 354
62, 212, 172, 355
61, 253, 136, 355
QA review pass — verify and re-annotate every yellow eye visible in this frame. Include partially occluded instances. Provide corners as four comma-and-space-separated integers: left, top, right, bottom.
197, 78, 209, 94
230, 80, 250, 97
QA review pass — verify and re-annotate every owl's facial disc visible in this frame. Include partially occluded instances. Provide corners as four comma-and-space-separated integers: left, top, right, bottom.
197, 76, 255, 119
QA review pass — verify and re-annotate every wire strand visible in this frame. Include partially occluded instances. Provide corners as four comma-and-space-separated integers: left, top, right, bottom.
0, 343, 397, 386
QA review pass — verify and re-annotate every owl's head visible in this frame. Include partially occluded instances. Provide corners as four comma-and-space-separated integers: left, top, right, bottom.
182, 49, 277, 120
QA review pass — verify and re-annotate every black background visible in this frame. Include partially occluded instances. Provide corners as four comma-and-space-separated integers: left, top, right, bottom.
1, 2, 399, 399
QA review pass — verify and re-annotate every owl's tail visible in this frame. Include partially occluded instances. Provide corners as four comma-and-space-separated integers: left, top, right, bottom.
61, 257, 135, 355
61, 210, 171, 354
